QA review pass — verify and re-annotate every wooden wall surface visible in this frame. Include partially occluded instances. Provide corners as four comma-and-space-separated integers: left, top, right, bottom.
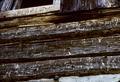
0, 5, 120, 82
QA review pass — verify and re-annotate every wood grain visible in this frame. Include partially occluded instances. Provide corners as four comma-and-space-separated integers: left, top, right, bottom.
0, 7, 120, 81
0, 5, 60, 19
0, 56, 120, 81
0, 35, 120, 63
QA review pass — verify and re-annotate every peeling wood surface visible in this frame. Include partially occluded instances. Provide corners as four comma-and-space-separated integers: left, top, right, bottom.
0, 8, 120, 81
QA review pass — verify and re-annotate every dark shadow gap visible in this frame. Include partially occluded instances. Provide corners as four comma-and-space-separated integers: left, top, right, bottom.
21, 0, 53, 8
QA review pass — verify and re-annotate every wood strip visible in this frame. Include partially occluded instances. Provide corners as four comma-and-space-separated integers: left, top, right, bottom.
0, 56, 120, 81
0, 5, 60, 19
0, 5, 120, 82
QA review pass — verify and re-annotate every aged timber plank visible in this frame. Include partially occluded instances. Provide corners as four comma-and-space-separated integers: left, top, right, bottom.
0, 14, 120, 44
0, 56, 120, 81
0, 4, 60, 19
0, 35, 120, 63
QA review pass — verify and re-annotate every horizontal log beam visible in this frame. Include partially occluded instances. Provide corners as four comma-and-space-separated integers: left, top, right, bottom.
0, 56, 120, 81
0, 13, 120, 44
0, 52, 120, 64
0, 6, 120, 82
0, 35, 120, 63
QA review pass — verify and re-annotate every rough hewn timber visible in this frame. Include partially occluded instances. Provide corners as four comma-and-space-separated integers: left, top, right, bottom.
0, 56, 120, 81
0, 35, 120, 63
0, 8, 120, 81
0, 12, 120, 44
0, 10, 120, 63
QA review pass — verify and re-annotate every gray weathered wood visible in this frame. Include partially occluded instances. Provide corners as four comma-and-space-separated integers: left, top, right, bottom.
0, 35, 120, 63
0, 5, 120, 82
0, 9, 120, 63
0, 56, 120, 81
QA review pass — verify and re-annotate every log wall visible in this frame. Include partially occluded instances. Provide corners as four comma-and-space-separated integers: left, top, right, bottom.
0, 6, 120, 82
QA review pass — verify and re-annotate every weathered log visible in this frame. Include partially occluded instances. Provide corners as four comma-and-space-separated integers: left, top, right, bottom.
0, 56, 120, 81
0, 35, 120, 63
0, 8, 120, 63
0, 12, 120, 44
0, 4, 120, 82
